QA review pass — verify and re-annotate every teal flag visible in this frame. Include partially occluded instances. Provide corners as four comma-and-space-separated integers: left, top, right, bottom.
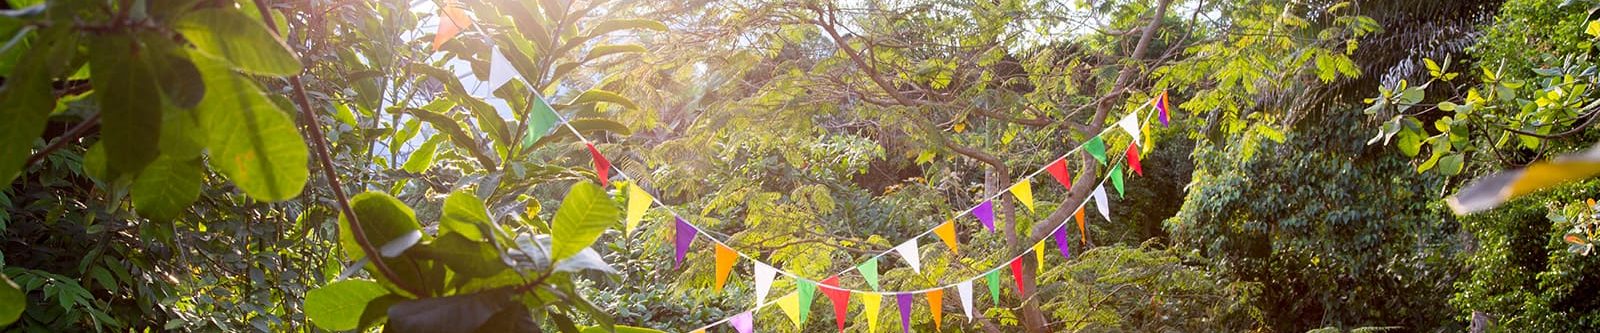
859, 258, 880, 290
522, 92, 560, 148
1085, 136, 1107, 165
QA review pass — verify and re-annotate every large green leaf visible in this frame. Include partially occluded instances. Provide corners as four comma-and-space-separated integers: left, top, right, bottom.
0, 273, 21, 327
192, 51, 309, 201
131, 155, 203, 221
396, 107, 498, 170
583, 44, 646, 62
386, 289, 513, 333
89, 34, 163, 179
440, 190, 492, 241
568, 89, 640, 110
550, 182, 619, 262
0, 28, 72, 185
338, 192, 426, 261
174, 8, 302, 76
305, 279, 391, 331
402, 136, 443, 173
416, 233, 509, 279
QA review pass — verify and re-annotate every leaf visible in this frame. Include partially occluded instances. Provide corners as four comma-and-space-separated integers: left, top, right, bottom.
397, 107, 498, 170
402, 136, 443, 173
549, 182, 619, 262
131, 155, 203, 221
192, 51, 309, 201
0, 28, 72, 186
305, 280, 391, 331
386, 289, 512, 333
174, 8, 302, 76
415, 233, 509, 278
584, 19, 667, 37
339, 192, 427, 261
569, 89, 640, 110
584, 44, 645, 61
441, 191, 493, 241
148, 51, 206, 109
0, 273, 21, 326
89, 34, 164, 179
1588, 20, 1600, 37
475, 306, 538, 333
1438, 153, 1465, 176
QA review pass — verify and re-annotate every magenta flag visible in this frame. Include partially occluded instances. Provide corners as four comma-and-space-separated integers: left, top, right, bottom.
1053, 227, 1071, 259
897, 293, 915, 333
730, 311, 753, 333
974, 200, 996, 232
674, 217, 696, 268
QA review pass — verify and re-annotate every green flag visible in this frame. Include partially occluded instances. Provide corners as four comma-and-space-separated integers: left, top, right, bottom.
522, 92, 560, 148
797, 279, 817, 323
859, 258, 880, 290
986, 270, 1001, 304
1085, 136, 1107, 165
1111, 164, 1124, 197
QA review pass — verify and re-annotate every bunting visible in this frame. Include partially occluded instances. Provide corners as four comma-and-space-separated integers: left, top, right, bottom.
1111, 164, 1125, 198
1075, 206, 1088, 246
1008, 257, 1026, 294
778, 293, 803, 328
1157, 90, 1171, 127
1010, 180, 1035, 213
754, 262, 777, 303
974, 200, 996, 232
674, 217, 695, 269
933, 221, 960, 254
1117, 113, 1142, 146
821, 276, 850, 332
625, 184, 651, 234
714, 244, 737, 290
956, 281, 975, 322
1093, 185, 1111, 221
897, 293, 914, 333
730, 312, 754, 333
859, 258, 880, 291
524, 92, 559, 147
1053, 227, 1072, 259
798, 280, 817, 324
430, 0, 473, 51
1045, 158, 1073, 189
985, 270, 1001, 304
894, 240, 922, 274
1086, 136, 1107, 165
585, 143, 611, 187
487, 48, 516, 92
863, 292, 883, 332
927, 289, 944, 331
1127, 144, 1144, 176
1033, 242, 1046, 274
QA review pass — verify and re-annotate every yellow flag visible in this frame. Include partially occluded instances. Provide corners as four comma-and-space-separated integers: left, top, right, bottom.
625, 184, 651, 234
862, 292, 882, 332
778, 292, 802, 328
1033, 241, 1046, 274
1142, 122, 1155, 154
1009, 179, 1035, 212
689, 330, 704, 333
933, 221, 959, 254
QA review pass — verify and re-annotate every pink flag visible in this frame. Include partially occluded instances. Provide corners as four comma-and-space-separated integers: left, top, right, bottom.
730, 311, 754, 333
897, 293, 915, 333
1053, 227, 1072, 259
974, 200, 996, 232
585, 143, 611, 187
674, 217, 696, 269
1045, 158, 1072, 189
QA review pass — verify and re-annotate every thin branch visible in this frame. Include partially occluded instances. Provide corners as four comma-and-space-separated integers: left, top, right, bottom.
23, 113, 99, 169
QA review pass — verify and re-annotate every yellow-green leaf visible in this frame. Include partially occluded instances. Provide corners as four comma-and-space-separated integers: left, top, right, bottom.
175, 8, 302, 76
550, 182, 620, 262
193, 52, 309, 201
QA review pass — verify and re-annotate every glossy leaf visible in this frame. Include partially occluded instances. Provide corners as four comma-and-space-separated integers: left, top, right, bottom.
441, 190, 493, 241
131, 155, 203, 221
402, 136, 443, 173
305, 279, 390, 331
549, 182, 620, 262
0, 28, 72, 185
386, 289, 512, 333
192, 52, 309, 201
174, 8, 302, 76
339, 192, 427, 261
88, 34, 163, 179
0, 273, 21, 326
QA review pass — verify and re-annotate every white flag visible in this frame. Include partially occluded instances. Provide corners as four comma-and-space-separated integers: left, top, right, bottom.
487, 48, 517, 93
1093, 184, 1111, 221
754, 262, 777, 303
894, 240, 922, 274
956, 281, 975, 321
1117, 113, 1141, 146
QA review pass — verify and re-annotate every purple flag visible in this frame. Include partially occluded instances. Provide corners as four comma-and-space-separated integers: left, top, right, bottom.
974, 200, 996, 232
674, 217, 696, 268
897, 293, 914, 333
1053, 227, 1072, 259
730, 311, 754, 333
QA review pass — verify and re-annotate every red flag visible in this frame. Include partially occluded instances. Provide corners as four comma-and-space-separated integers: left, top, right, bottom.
1126, 144, 1143, 176
1045, 158, 1072, 189
1009, 257, 1026, 294
585, 143, 611, 187
821, 275, 851, 332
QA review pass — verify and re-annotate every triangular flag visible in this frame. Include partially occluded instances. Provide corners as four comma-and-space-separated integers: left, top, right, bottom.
821, 276, 850, 332
674, 217, 696, 269
1009, 179, 1035, 213
730, 311, 754, 333
985, 270, 1001, 304
778, 292, 803, 328
1085, 136, 1107, 165
1008, 257, 1026, 294
624, 184, 651, 234
956, 281, 974, 322
859, 258, 880, 291
933, 221, 959, 254
1143, 121, 1156, 154
896, 293, 914, 333
894, 240, 921, 274
585, 143, 611, 187
1110, 164, 1124, 197
1126, 143, 1144, 176
1093, 185, 1111, 221
755, 262, 777, 303
1157, 90, 1171, 127
1053, 226, 1072, 259
973, 200, 996, 232
927, 289, 944, 331
1075, 206, 1088, 246
690, 329, 703, 333
1033, 241, 1046, 274
714, 244, 737, 290
1045, 158, 1072, 189
862, 292, 883, 332
523, 92, 560, 147
430, 1, 473, 51
486, 47, 516, 93
797, 279, 817, 324
1117, 113, 1142, 146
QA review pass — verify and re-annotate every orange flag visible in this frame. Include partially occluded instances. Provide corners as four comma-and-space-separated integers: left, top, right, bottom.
714, 244, 737, 290
431, 0, 474, 51
927, 289, 944, 331
933, 221, 959, 254
1075, 206, 1088, 246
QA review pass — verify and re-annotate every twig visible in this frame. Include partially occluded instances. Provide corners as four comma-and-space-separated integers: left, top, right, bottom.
23, 113, 99, 169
